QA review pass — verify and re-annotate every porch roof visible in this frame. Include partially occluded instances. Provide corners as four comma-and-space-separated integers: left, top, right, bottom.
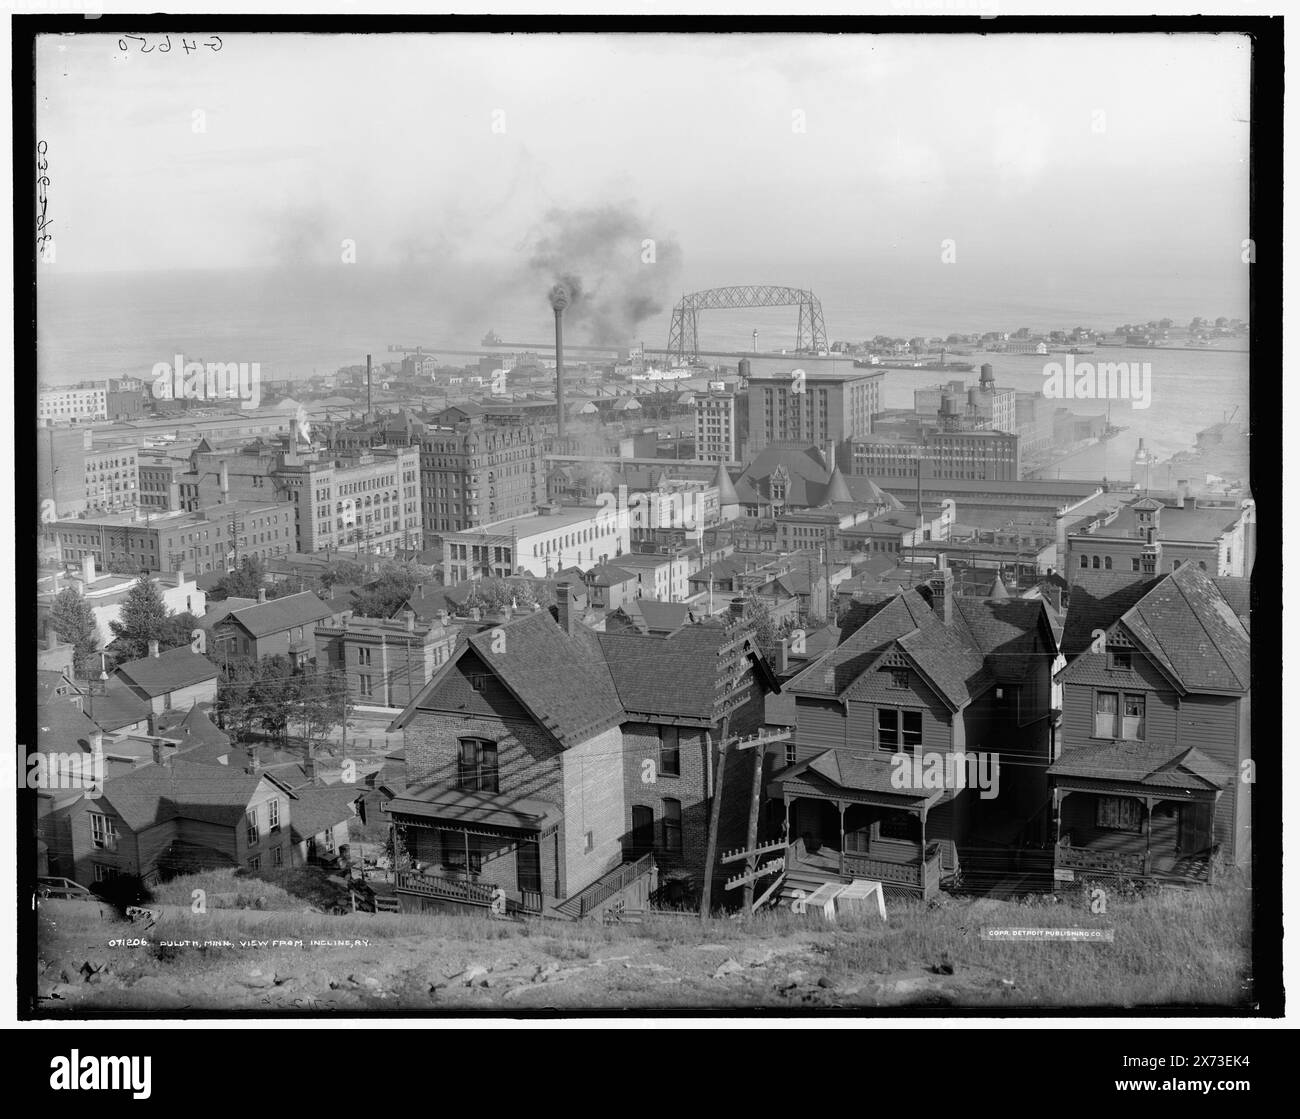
387, 782, 562, 834
769, 750, 943, 809
1048, 740, 1233, 791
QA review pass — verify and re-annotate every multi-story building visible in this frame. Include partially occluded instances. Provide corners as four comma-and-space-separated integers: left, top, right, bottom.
36, 557, 205, 649
693, 391, 746, 462
37, 427, 140, 518
851, 428, 1021, 483
105, 378, 147, 422
178, 435, 421, 557
314, 610, 461, 709
1065, 494, 1254, 582
442, 503, 632, 583
914, 366, 1017, 435
137, 456, 186, 511
414, 421, 548, 540
52, 500, 297, 579
38, 382, 108, 424
745, 369, 883, 463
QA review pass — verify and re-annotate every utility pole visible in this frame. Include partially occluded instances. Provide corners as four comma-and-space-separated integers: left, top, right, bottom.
699, 713, 730, 921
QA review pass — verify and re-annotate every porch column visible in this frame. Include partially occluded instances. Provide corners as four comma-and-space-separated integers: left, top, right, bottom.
920, 807, 929, 890
1143, 797, 1154, 877
464, 828, 471, 874
837, 801, 846, 878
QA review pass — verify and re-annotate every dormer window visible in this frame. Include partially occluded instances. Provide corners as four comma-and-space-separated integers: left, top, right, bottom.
1109, 651, 1132, 670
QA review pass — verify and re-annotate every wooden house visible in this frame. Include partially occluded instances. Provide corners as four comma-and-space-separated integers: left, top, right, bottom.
1049, 564, 1250, 885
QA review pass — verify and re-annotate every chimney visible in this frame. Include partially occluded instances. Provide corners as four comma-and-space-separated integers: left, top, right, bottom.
88, 730, 103, 755
152, 739, 163, 766
148, 639, 160, 658
147, 711, 158, 737
45, 626, 57, 651
219, 461, 230, 503
404, 609, 416, 632
778, 637, 790, 674
555, 582, 578, 634
81, 554, 96, 585
304, 753, 317, 784
247, 747, 260, 775
927, 567, 954, 626
258, 587, 267, 604
729, 596, 746, 619
437, 609, 449, 626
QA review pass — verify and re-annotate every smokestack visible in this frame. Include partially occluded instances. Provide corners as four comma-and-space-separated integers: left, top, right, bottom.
549, 285, 570, 440
366, 354, 373, 416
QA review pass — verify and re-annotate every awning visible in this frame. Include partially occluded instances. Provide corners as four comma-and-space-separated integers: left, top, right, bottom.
387, 783, 562, 835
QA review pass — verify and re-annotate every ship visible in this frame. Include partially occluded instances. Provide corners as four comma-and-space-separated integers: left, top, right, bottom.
854, 357, 975, 372
481, 330, 503, 346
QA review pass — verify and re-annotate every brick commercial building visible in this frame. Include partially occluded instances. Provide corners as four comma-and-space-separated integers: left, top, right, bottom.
38, 382, 108, 424
53, 500, 298, 579
315, 610, 461, 709
442, 503, 632, 582
38, 426, 140, 518
746, 368, 883, 465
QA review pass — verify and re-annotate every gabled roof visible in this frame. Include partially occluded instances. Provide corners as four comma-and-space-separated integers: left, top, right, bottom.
115, 647, 220, 698
953, 597, 1056, 682
1048, 740, 1234, 790
734, 445, 901, 510
87, 678, 153, 733
99, 761, 296, 832
391, 609, 625, 749
220, 591, 335, 638
586, 563, 638, 588
288, 783, 359, 841
1060, 570, 1163, 659
773, 750, 942, 804
789, 590, 992, 710
1115, 564, 1249, 693
597, 624, 752, 723
35, 700, 101, 755
616, 598, 693, 634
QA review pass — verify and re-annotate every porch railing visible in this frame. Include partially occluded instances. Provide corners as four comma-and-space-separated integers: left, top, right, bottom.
395, 870, 497, 907
560, 853, 655, 919
1055, 843, 1145, 877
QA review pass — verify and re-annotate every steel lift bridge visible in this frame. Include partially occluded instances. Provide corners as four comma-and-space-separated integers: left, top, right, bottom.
666, 285, 827, 364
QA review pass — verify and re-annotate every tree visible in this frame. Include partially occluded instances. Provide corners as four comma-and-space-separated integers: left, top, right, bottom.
209, 556, 266, 602
108, 574, 173, 663
291, 668, 351, 760
49, 588, 100, 679
157, 611, 202, 651
318, 559, 366, 594
248, 655, 296, 742
216, 655, 261, 741
351, 564, 419, 618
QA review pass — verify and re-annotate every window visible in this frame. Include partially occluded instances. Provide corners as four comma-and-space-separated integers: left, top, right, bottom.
90, 813, 118, 851
663, 799, 683, 854
1096, 796, 1143, 832
268, 799, 280, 833
631, 806, 654, 854
888, 668, 909, 689
272, 846, 283, 867
359, 675, 373, 698
442, 832, 483, 874
878, 708, 922, 751
659, 727, 681, 777
1091, 555, 1100, 569
878, 810, 919, 841
248, 856, 261, 870
246, 808, 259, 848
1131, 558, 1141, 572
1095, 691, 1117, 737
93, 864, 118, 883
1103, 556, 1112, 570
458, 738, 499, 793
1122, 694, 1145, 739
469, 674, 488, 692
324, 828, 336, 854
1109, 651, 1132, 670
584, 830, 594, 853
359, 647, 372, 666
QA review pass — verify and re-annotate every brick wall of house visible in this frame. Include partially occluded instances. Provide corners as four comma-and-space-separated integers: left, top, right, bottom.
560, 725, 626, 897
403, 712, 564, 804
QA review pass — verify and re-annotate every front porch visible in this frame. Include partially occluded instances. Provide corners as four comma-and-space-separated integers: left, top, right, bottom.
387, 784, 561, 917
1052, 787, 1219, 885
769, 755, 948, 900
1048, 742, 1231, 887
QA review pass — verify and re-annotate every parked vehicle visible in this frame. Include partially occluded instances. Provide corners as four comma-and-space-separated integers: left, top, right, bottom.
36, 876, 94, 900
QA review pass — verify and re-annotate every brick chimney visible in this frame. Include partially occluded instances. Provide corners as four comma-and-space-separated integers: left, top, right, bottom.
927, 565, 954, 626
147, 711, 158, 737
152, 739, 163, 766
148, 639, 160, 658
555, 582, 578, 634
404, 609, 416, 632
304, 753, 317, 784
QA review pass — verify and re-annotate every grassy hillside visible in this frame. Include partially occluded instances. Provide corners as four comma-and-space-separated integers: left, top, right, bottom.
34, 871, 1252, 1012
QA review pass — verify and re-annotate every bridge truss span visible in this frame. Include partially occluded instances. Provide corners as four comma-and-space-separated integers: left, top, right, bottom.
666, 285, 827, 364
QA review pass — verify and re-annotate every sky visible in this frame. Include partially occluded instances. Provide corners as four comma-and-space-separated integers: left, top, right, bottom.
35, 32, 1252, 308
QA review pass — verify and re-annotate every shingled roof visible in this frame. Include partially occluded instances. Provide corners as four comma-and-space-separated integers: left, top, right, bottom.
221, 591, 335, 638
789, 590, 993, 710
1048, 740, 1234, 790
1060, 570, 1163, 659
598, 624, 752, 724
1060, 564, 1249, 695
115, 647, 220, 698
953, 597, 1057, 682
289, 783, 359, 842
99, 761, 296, 833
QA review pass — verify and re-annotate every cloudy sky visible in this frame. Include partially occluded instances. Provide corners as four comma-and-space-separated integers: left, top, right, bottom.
36, 32, 1250, 304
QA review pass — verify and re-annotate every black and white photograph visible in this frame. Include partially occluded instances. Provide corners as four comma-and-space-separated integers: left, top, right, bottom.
13, 7, 1283, 1041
